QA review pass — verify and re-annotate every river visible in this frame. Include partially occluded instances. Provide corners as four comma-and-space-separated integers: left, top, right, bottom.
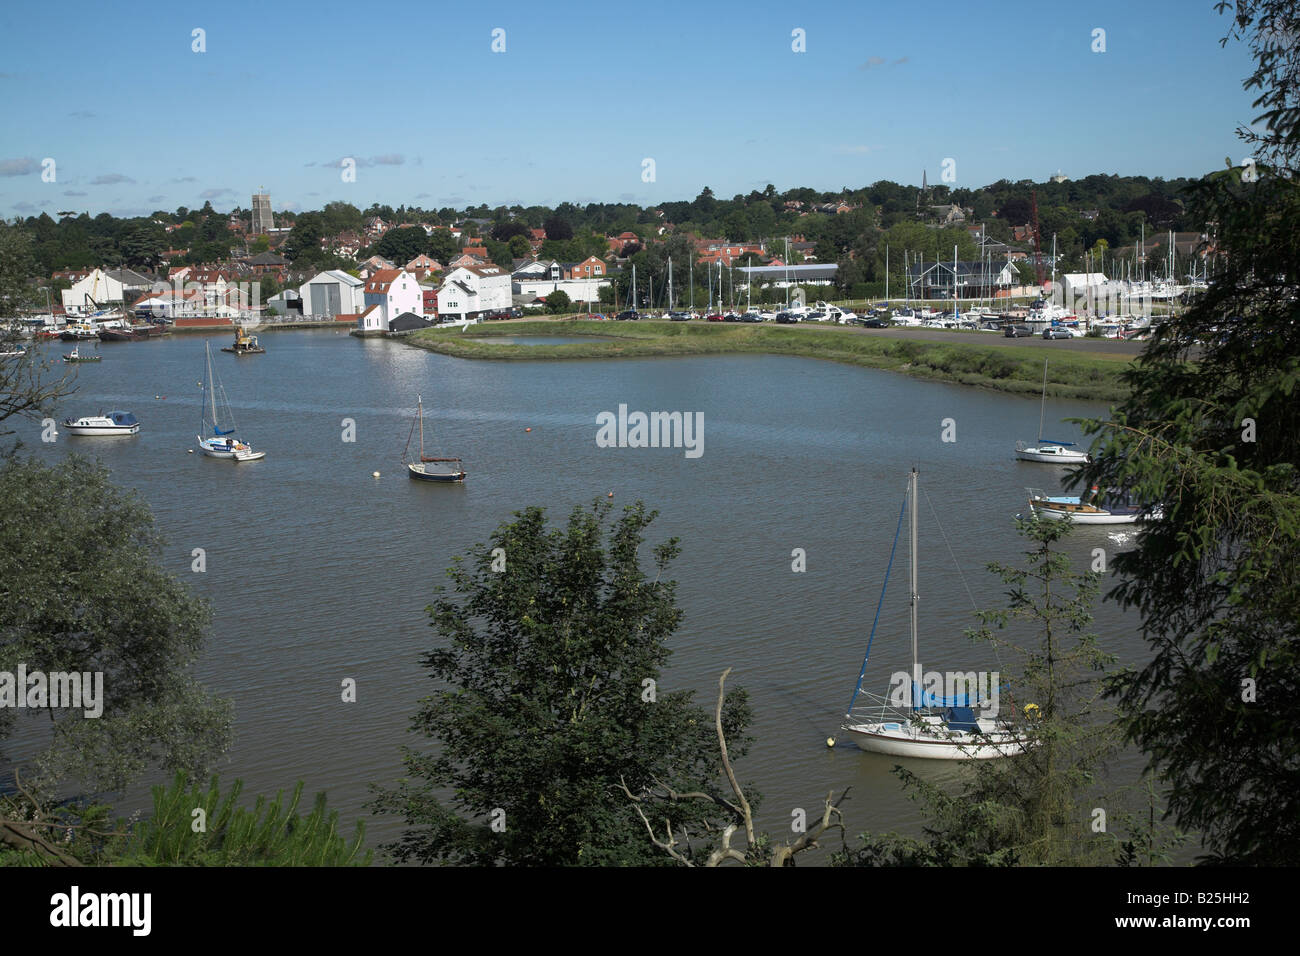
16, 328, 1150, 863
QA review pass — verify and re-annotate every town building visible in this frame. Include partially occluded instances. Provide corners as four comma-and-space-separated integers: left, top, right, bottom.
301, 270, 366, 317
436, 264, 512, 319
357, 269, 423, 333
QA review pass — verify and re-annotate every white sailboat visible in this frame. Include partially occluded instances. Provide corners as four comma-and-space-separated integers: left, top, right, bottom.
841, 468, 1031, 759
1015, 359, 1090, 464
197, 341, 264, 461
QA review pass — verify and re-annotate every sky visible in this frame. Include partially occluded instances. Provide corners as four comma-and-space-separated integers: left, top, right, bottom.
0, 0, 1266, 220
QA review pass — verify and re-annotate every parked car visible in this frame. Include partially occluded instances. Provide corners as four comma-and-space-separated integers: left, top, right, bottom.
1042, 327, 1073, 339
615, 310, 640, 321
861, 318, 891, 328
587, 313, 607, 321
1004, 325, 1033, 337
705, 313, 725, 322
739, 312, 762, 323
668, 311, 692, 321
775, 311, 798, 324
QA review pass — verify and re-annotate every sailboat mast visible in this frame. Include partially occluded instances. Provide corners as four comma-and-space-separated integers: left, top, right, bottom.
910, 467, 920, 710
1038, 358, 1048, 440
207, 344, 217, 430
418, 395, 425, 458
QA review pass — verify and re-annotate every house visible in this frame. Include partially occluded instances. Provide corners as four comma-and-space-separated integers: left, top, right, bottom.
606, 231, 640, 256
244, 251, 289, 280
449, 252, 487, 269
461, 244, 489, 261
436, 264, 512, 319
564, 256, 606, 280
387, 312, 431, 335
513, 259, 562, 280
357, 269, 423, 333
406, 254, 443, 279
323, 231, 364, 257
358, 255, 396, 278
300, 270, 366, 317
928, 204, 969, 224
906, 260, 1017, 299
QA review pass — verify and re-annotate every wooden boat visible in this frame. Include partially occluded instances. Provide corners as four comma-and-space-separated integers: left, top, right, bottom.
221, 324, 265, 354
1016, 359, 1089, 464
197, 341, 264, 460
62, 346, 101, 363
405, 396, 466, 482
841, 469, 1031, 759
62, 411, 140, 436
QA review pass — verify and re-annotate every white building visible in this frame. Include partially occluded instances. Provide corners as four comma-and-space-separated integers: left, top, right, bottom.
436, 264, 512, 319
357, 268, 423, 332
512, 276, 607, 305
61, 268, 153, 314
301, 269, 365, 317
1059, 272, 1108, 304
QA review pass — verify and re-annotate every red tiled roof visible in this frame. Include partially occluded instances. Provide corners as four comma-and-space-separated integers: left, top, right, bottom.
366, 269, 401, 293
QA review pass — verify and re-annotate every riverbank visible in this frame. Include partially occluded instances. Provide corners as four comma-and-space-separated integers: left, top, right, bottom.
408, 320, 1136, 401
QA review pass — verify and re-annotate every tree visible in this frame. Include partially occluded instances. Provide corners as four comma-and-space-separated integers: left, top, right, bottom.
1074, 0, 1300, 864
837, 518, 1132, 867
543, 214, 573, 241
508, 234, 530, 259
118, 772, 370, 866
0, 226, 75, 452
625, 669, 848, 866
544, 288, 572, 313
0, 455, 233, 803
370, 499, 753, 866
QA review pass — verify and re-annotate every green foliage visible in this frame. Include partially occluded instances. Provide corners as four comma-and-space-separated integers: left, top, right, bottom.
0, 455, 232, 795
544, 288, 571, 313
371, 499, 753, 866
1075, 4, 1300, 864
117, 772, 370, 866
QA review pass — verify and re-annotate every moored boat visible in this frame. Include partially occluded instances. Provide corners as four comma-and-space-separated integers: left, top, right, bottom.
221, 324, 265, 354
197, 341, 264, 460
1016, 359, 1090, 464
62, 346, 101, 363
840, 468, 1032, 760
1026, 487, 1161, 524
62, 411, 140, 436
405, 396, 466, 482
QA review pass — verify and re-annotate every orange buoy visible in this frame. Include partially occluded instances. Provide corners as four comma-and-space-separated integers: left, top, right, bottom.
607, 491, 614, 498
525, 427, 532, 432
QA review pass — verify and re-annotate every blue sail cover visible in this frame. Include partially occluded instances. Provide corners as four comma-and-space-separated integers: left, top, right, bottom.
211, 425, 235, 436
909, 681, 1010, 708
1038, 438, 1077, 446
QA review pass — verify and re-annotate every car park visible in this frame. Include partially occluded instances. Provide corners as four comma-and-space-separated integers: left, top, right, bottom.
615, 310, 641, 321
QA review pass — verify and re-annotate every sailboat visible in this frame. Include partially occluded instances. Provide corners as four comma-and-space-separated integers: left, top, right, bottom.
197, 341, 264, 461
405, 395, 466, 483
1015, 359, 1090, 464
841, 468, 1031, 759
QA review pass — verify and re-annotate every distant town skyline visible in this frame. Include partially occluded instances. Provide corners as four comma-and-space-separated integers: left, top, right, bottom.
0, 0, 1264, 220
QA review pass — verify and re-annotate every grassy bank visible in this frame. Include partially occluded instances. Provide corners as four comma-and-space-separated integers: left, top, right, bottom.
408, 320, 1132, 401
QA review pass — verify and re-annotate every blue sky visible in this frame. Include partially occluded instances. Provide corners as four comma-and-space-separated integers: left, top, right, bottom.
0, 0, 1264, 219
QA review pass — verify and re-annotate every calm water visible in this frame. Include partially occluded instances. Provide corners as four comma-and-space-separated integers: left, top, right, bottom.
14, 328, 1148, 862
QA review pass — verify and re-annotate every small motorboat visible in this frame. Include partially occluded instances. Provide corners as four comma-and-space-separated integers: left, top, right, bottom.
1015, 440, 1090, 464
61, 411, 140, 436
63, 346, 101, 363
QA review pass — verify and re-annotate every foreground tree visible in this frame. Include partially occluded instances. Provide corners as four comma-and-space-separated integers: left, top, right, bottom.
1075, 0, 1300, 864
0, 456, 233, 814
372, 500, 752, 865
0, 225, 74, 451
836, 518, 1139, 866
624, 669, 847, 866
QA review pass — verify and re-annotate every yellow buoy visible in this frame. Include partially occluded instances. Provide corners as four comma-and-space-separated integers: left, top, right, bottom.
825, 736, 836, 748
